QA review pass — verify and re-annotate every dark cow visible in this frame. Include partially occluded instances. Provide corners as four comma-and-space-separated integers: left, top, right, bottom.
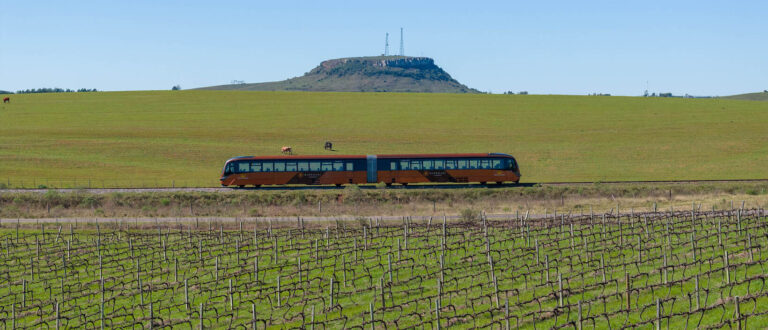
324, 141, 333, 151
2, 97, 8, 103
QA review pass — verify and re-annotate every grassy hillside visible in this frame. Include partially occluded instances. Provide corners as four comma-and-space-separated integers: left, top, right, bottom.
199, 74, 475, 93
0, 91, 767, 187
198, 56, 477, 93
722, 91, 768, 101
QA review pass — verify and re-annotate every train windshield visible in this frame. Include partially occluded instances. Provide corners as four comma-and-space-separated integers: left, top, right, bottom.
509, 158, 518, 171
224, 162, 235, 175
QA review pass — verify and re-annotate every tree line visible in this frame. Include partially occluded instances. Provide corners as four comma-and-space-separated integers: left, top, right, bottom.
14, 88, 98, 94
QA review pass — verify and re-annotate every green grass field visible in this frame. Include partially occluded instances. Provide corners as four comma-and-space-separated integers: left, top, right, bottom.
1, 91, 766, 187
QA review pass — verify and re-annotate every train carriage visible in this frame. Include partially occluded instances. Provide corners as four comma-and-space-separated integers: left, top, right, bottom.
220, 153, 520, 187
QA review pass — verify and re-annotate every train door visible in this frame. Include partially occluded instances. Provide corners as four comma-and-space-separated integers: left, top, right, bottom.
366, 155, 377, 183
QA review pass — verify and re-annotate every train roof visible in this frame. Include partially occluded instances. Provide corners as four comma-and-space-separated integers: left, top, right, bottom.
377, 153, 514, 159
226, 155, 366, 162
226, 153, 514, 163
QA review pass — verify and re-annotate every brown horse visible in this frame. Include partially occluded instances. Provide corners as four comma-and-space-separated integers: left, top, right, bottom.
281, 146, 292, 155
2, 97, 8, 103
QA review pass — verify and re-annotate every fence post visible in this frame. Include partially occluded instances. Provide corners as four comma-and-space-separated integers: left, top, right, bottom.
725, 250, 730, 284
625, 273, 631, 310
252, 304, 256, 330
310, 305, 315, 330
369, 301, 374, 330
329, 277, 334, 308
199, 303, 204, 329
149, 302, 153, 330
577, 300, 583, 330
655, 298, 661, 330
558, 273, 563, 307
735, 296, 741, 330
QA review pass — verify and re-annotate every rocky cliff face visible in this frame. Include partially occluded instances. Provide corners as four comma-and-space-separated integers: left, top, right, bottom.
318, 57, 435, 70
198, 56, 478, 93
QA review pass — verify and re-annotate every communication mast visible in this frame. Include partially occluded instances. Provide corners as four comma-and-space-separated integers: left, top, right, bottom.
384, 33, 389, 56
399, 27, 404, 56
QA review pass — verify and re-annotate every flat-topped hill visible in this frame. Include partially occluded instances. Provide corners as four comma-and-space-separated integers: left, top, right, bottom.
197, 56, 479, 93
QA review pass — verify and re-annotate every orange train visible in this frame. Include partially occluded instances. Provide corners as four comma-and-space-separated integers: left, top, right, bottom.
220, 153, 521, 187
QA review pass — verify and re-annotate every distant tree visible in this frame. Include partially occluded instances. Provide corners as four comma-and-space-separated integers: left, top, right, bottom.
764, 90, 767, 93
0, 90, 12, 94
16, 87, 96, 94
172, 85, 181, 91
518, 91, 528, 95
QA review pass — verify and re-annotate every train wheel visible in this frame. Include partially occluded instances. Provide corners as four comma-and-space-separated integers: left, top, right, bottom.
401, 183, 408, 186
495, 181, 502, 185
514, 180, 520, 184
335, 184, 342, 187
238, 185, 245, 188
253, 184, 261, 188
385, 183, 392, 187
480, 182, 487, 185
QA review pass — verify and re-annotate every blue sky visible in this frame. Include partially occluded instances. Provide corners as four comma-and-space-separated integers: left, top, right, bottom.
1, 1, 766, 96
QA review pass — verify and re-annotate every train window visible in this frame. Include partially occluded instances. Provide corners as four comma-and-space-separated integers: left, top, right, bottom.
298, 162, 309, 171
445, 160, 456, 169
263, 162, 273, 172
333, 161, 344, 171
400, 160, 410, 170
434, 160, 444, 170
423, 160, 433, 170
469, 159, 479, 169
480, 159, 491, 169
273, 162, 285, 171
346, 162, 354, 171
286, 162, 297, 172
390, 161, 397, 170
411, 160, 422, 170
238, 162, 250, 173
321, 162, 333, 171
309, 162, 321, 171
224, 163, 235, 175
251, 162, 262, 172
492, 160, 503, 169
457, 160, 468, 169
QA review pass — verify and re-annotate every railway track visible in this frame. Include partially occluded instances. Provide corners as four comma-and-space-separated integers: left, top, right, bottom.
0, 179, 766, 194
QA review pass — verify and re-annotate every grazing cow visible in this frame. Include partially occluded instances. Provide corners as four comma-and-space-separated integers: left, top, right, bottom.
324, 141, 333, 150
2, 97, 8, 103
281, 146, 292, 155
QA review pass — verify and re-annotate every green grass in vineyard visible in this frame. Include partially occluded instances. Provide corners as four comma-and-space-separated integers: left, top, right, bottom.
1, 210, 768, 328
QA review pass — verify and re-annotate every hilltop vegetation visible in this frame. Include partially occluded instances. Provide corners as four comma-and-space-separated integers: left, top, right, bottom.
198, 56, 478, 93
722, 91, 768, 101
0, 91, 767, 187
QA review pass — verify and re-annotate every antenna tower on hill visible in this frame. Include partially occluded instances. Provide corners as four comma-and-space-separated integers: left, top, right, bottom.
384, 33, 389, 56
399, 28, 404, 56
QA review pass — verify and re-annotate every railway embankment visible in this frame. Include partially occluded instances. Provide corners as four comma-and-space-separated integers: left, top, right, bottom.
1, 181, 766, 219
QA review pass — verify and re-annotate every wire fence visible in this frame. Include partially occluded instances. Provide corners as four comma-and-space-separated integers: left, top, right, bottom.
0, 208, 766, 327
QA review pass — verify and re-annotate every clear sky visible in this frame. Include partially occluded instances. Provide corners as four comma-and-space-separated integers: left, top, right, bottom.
1, 0, 766, 96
